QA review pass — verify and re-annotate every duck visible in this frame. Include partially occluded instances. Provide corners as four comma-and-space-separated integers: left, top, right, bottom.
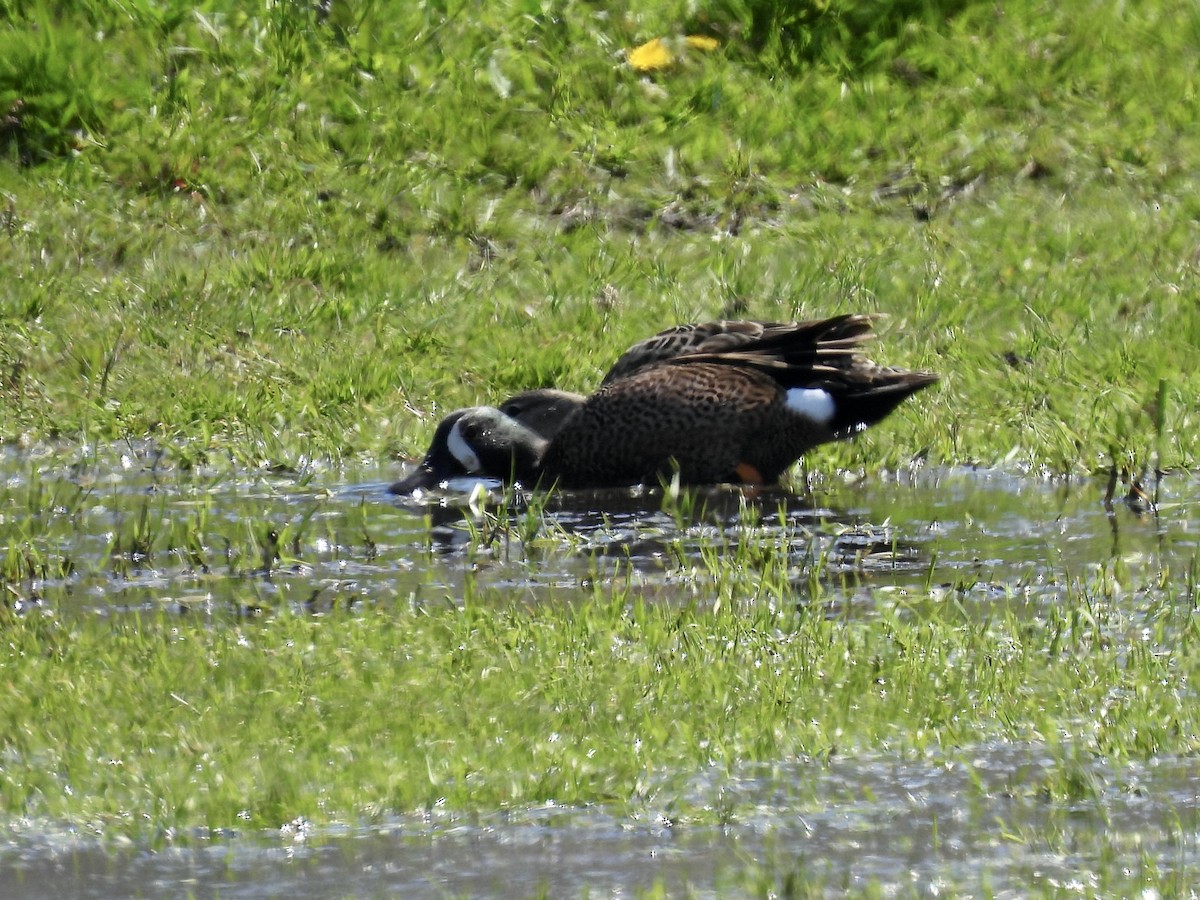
390, 315, 938, 493
488, 321, 799, 441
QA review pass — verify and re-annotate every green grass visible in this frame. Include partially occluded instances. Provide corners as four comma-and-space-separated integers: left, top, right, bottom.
2, 555, 1198, 840
0, 0, 1197, 474
4, 1, 1200, 894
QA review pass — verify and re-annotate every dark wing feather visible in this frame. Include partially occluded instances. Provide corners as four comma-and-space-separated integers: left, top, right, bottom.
601, 320, 793, 385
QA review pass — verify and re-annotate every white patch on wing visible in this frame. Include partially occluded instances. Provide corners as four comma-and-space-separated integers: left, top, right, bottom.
785, 388, 835, 423
447, 420, 482, 473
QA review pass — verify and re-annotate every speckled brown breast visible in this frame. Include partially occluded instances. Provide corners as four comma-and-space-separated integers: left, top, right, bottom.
539, 363, 833, 487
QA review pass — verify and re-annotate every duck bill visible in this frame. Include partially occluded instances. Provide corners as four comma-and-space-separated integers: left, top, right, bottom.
388, 461, 448, 495
390, 410, 473, 495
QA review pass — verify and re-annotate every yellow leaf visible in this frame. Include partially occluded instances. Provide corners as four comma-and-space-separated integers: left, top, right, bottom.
685, 35, 720, 52
627, 34, 718, 73
628, 38, 673, 73
628, 34, 720, 72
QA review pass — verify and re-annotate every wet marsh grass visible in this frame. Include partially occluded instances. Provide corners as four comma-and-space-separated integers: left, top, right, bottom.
2, 523, 1200, 895
1, 462, 1199, 893
2, 550, 1199, 835
4, 0, 1200, 893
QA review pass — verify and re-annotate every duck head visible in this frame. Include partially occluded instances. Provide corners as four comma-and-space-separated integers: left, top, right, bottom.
390, 407, 548, 494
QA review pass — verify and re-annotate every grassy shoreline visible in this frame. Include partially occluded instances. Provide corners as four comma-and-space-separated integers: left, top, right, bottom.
1, 0, 1198, 475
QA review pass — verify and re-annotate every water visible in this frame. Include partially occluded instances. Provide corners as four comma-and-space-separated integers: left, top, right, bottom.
1, 444, 1198, 896
4, 747, 1200, 896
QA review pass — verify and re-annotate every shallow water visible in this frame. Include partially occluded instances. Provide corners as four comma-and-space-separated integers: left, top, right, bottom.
1, 445, 1198, 896
8, 444, 1185, 624
4, 745, 1200, 897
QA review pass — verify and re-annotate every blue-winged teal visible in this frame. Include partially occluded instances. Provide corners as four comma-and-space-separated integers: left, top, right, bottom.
492, 321, 824, 440
486, 323, 794, 440
390, 315, 938, 493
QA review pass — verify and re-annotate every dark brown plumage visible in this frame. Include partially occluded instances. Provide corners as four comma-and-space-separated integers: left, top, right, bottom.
599, 320, 795, 385
390, 315, 938, 493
